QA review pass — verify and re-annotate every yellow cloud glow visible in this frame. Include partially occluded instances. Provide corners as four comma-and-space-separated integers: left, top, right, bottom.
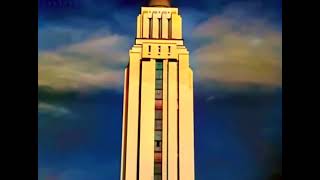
38, 35, 129, 91
193, 11, 282, 89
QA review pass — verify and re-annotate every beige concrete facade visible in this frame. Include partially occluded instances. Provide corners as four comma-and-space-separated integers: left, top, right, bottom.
121, 3, 194, 180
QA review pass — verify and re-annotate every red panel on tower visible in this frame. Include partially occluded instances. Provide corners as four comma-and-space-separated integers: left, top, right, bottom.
155, 100, 163, 109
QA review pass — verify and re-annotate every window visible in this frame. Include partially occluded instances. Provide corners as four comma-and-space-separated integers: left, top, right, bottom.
156, 70, 163, 80
155, 90, 162, 99
154, 61, 163, 179
154, 141, 162, 151
155, 100, 163, 110
155, 110, 162, 119
156, 61, 163, 70
155, 131, 162, 141
154, 152, 162, 163
149, 18, 153, 38
155, 120, 162, 130
156, 80, 163, 90
154, 174, 162, 180
168, 18, 172, 39
154, 163, 162, 174
159, 18, 162, 39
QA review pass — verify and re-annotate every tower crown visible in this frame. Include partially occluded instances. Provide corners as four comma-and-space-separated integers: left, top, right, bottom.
149, 0, 171, 7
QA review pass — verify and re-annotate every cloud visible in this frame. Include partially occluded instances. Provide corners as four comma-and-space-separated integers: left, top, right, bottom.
38, 102, 71, 117
192, 4, 282, 90
38, 20, 115, 51
206, 95, 216, 102
39, 3, 282, 93
38, 33, 129, 92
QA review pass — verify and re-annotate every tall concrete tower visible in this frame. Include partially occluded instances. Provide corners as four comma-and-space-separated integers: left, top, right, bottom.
120, 0, 195, 180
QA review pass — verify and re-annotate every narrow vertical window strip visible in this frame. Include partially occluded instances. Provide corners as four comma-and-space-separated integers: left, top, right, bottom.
159, 18, 162, 39
154, 60, 163, 180
149, 18, 153, 38
168, 18, 172, 39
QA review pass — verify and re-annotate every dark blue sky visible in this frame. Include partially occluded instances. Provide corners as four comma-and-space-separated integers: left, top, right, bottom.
38, 0, 282, 180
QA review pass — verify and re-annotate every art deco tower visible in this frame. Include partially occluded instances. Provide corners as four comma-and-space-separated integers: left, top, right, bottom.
120, 0, 195, 180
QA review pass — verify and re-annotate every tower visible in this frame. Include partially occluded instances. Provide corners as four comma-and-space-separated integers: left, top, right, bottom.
120, 0, 195, 180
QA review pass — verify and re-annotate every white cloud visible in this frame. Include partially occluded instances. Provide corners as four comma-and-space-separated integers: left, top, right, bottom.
191, 4, 282, 90
39, 5, 282, 93
38, 102, 71, 117
206, 96, 216, 102
38, 33, 129, 92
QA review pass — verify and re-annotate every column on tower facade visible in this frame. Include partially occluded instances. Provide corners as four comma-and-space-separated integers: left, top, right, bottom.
139, 59, 156, 180
178, 54, 195, 180
122, 48, 141, 180
167, 60, 178, 180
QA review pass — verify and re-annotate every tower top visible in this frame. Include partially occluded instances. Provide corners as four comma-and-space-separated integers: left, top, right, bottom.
148, 0, 171, 7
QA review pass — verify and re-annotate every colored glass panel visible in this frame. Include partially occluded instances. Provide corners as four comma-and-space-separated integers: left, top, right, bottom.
156, 70, 163, 79
155, 90, 162, 99
156, 62, 163, 70
155, 100, 163, 110
155, 131, 162, 141
154, 174, 162, 180
155, 120, 162, 130
156, 80, 163, 89
154, 163, 162, 174
155, 110, 162, 119
155, 152, 162, 163
155, 141, 162, 151
155, 61, 163, 179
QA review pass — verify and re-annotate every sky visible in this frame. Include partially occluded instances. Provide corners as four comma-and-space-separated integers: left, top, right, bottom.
38, 0, 282, 180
